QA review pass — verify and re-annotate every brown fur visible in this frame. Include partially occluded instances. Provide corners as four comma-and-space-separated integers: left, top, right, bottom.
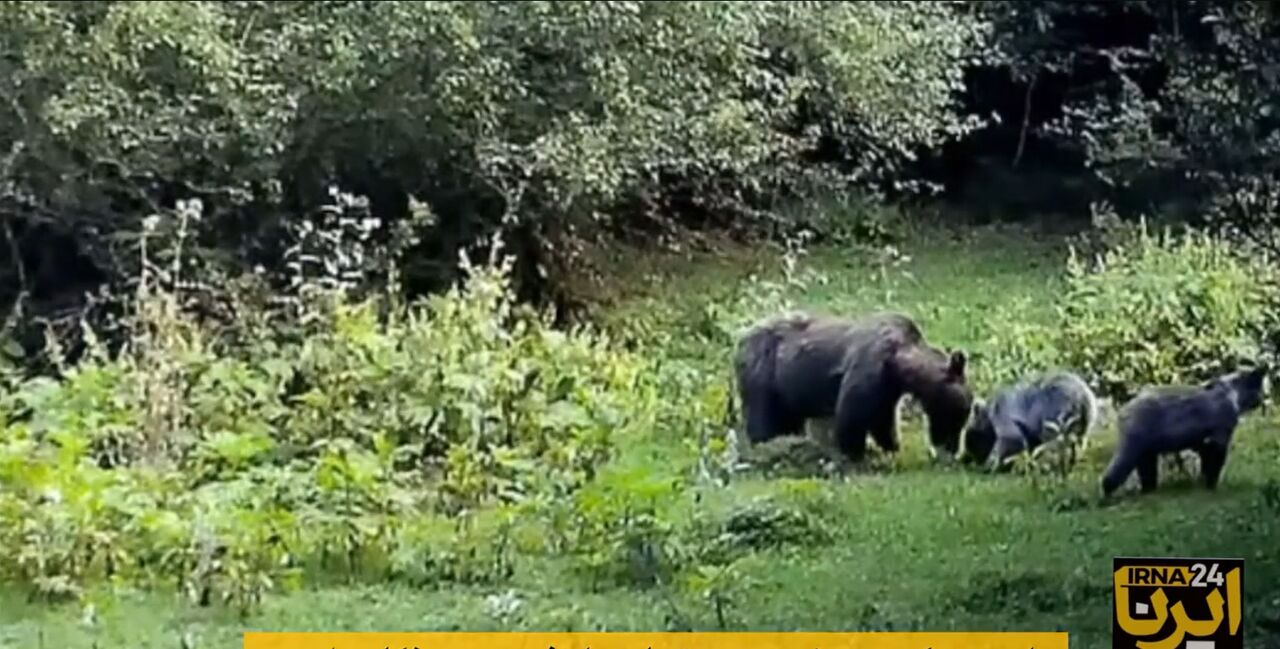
734, 311, 973, 462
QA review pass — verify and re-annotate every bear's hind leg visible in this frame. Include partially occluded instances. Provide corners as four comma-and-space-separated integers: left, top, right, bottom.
743, 388, 787, 443
1100, 442, 1141, 497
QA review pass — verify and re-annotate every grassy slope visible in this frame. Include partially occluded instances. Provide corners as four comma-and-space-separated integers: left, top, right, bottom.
3, 222, 1279, 649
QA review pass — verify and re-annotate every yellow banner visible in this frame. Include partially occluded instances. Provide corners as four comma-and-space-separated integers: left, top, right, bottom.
244, 632, 1068, 649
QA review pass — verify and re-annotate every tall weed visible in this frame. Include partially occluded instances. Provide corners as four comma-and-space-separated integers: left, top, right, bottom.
0, 197, 679, 611
978, 218, 1280, 402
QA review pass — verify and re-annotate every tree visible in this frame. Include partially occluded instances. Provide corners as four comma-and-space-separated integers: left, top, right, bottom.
0, 1, 994, 352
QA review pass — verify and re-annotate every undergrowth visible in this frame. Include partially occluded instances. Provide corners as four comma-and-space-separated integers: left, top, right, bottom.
973, 208, 1280, 402
3, 192, 1279, 637
0, 193, 745, 616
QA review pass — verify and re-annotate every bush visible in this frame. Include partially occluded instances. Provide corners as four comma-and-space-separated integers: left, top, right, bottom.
705, 494, 834, 557
978, 221, 1280, 402
1057, 222, 1280, 401
0, 244, 670, 609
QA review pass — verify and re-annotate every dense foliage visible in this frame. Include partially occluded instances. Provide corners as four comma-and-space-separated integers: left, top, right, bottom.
0, 0, 992, 358
7, 1, 1280, 362
4, 1, 1280, 633
0, 230, 733, 610
976, 218, 1280, 402
966, 1, 1280, 243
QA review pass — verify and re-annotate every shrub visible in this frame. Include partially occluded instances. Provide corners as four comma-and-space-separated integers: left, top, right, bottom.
1056, 222, 1280, 401
561, 465, 689, 591
704, 495, 834, 558
969, 295, 1065, 395
0, 243, 669, 608
276, 250, 654, 514
979, 221, 1280, 403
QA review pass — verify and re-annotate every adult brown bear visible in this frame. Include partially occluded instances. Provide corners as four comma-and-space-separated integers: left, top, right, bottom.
733, 311, 973, 463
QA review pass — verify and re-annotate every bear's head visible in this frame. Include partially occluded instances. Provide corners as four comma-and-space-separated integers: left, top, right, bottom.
919, 349, 974, 460
1223, 362, 1270, 414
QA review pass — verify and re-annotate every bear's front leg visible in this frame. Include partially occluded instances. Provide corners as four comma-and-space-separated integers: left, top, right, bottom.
832, 367, 890, 463
1198, 440, 1229, 490
869, 399, 901, 454
834, 420, 869, 463
990, 432, 1028, 471
832, 399, 872, 463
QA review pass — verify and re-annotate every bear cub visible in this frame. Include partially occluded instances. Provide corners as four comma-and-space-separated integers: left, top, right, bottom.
961, 370, 1101, 471
1100, 364, 1269, 497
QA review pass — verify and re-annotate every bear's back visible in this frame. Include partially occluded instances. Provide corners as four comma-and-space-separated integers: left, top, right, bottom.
1118, 384, 1238, 449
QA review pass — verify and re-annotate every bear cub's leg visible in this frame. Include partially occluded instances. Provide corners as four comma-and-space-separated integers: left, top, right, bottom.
1198, 440, 1229, 490
1100, 442, 1141, 497
1136, 455, 1160, 493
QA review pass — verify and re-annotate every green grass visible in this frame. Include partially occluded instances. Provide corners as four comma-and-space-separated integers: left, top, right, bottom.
4, 220, 1280, 649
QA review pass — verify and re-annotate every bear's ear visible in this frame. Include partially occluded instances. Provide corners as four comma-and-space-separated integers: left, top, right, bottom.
947, 350, 967, 380
1255, 362, 1270, 381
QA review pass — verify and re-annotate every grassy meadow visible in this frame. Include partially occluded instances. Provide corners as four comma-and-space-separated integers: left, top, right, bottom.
10, 4, 1280, 649
3, 217, 1280, 649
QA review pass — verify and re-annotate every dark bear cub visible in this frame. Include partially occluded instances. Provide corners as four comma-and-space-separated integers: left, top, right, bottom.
1100, 364, 1269, 497
733, 311, 974, 463
960, 370, 1101, 471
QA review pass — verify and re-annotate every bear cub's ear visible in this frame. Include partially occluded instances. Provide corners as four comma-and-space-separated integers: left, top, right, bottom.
947, 350, 967, 380
1248, 363, 1270, 390
969, 399, 989, 425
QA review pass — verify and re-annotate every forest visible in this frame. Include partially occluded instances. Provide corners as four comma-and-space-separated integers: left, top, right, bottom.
1, 2, 1280, 647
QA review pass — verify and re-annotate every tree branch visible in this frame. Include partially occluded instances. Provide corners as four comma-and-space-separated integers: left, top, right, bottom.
1013, 70, 1039, 169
